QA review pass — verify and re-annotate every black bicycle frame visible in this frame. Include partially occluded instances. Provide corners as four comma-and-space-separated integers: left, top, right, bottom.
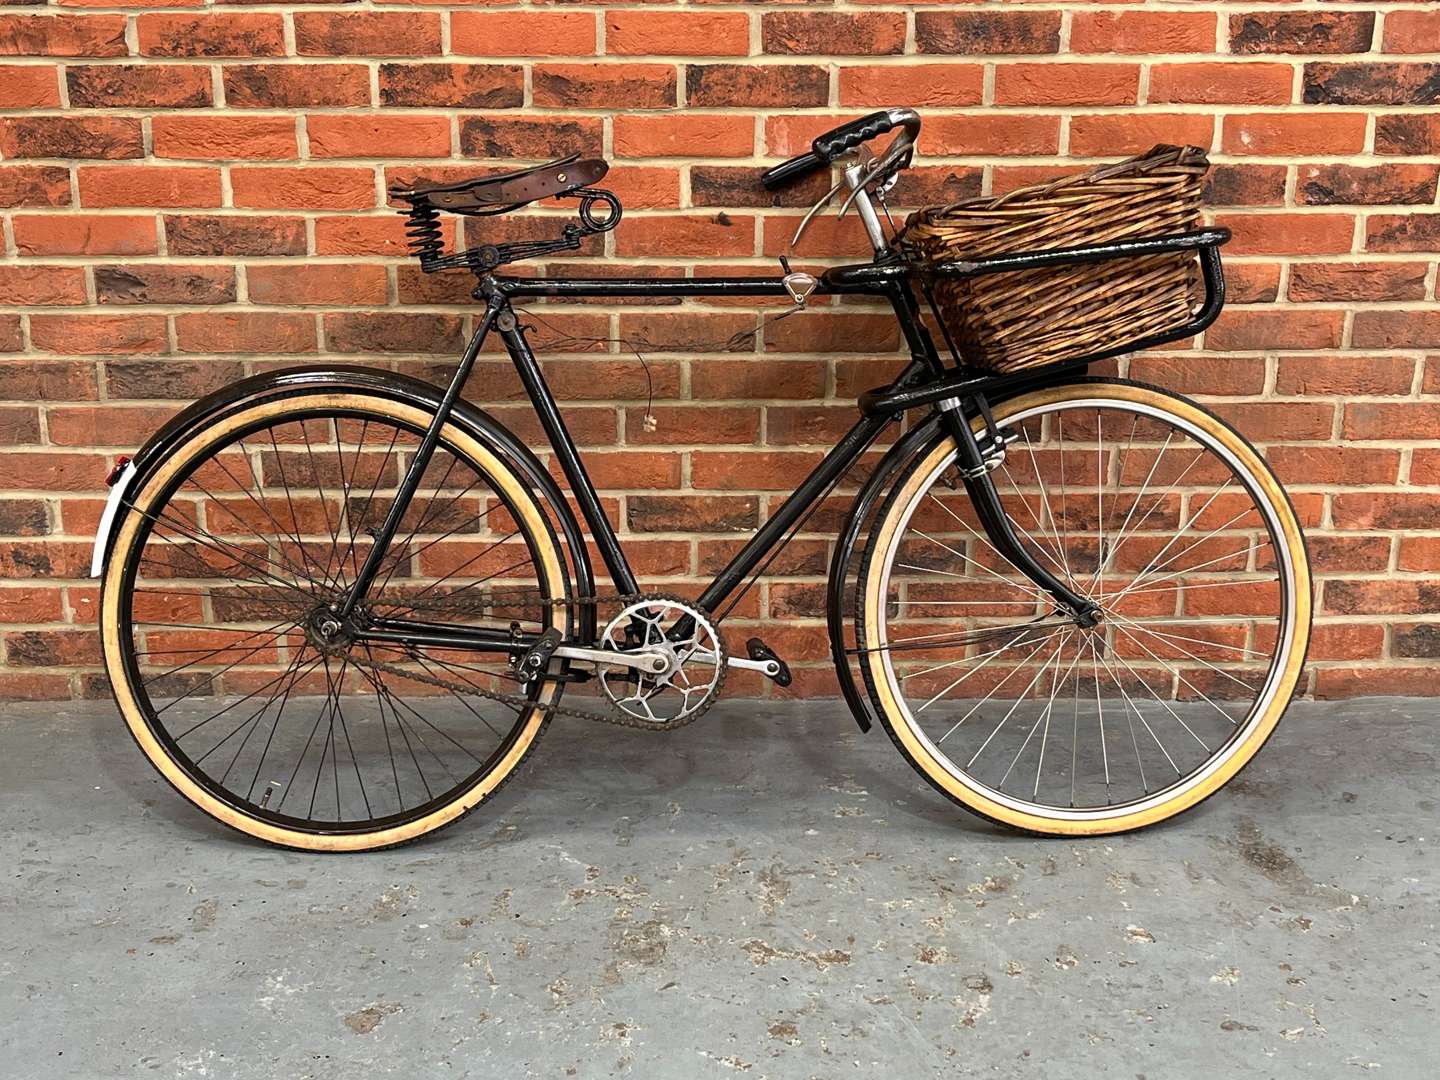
344, 227, 1229, 652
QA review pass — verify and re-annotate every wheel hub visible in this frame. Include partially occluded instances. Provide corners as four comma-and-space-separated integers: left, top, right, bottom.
306, 607, 355, 654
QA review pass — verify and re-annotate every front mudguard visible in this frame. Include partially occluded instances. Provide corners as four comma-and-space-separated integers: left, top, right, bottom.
89, 365, 598, 642
827, 367, 1086, 732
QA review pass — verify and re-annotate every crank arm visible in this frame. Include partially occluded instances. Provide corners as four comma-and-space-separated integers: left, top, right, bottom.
554, 644, 669, 676
691, 648, 781, 679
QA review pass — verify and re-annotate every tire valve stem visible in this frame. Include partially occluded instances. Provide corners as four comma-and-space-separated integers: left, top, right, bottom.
258, 781, 282, 810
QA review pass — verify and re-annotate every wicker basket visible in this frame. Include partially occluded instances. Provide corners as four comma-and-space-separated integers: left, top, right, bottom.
898, 144, 1210, 374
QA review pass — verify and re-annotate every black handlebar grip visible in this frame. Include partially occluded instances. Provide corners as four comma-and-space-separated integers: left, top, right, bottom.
760, 151, 825, 191
810, 110, 896, 162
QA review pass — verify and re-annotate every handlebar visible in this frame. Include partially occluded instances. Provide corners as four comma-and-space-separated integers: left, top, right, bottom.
760, 108, 921, 191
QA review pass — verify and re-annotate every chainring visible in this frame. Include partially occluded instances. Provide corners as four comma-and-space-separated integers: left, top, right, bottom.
598, 595, 727, 728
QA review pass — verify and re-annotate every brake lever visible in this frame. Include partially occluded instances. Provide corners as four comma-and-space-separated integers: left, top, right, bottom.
835, 133, 914, 221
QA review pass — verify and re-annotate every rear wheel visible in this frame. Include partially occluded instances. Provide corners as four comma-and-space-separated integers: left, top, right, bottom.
858, 380, 1311, 835
100, 388, 570, 851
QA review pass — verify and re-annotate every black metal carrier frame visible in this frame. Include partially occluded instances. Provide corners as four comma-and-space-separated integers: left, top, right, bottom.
317, 113, 1233, 731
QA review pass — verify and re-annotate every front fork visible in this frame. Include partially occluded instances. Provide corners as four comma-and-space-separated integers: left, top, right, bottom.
938, 399, 1101, 628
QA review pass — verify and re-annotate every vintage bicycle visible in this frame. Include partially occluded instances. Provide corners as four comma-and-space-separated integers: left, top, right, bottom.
91, 109, 1311, 851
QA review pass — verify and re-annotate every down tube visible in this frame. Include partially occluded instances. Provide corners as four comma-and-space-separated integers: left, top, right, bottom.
696, 411, 894, 614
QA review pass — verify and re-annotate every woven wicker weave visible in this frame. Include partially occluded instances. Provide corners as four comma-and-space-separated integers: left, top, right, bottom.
898, 144, 1210, 374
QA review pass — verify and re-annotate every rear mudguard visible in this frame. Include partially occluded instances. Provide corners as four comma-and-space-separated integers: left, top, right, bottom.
89, 365, 598, 643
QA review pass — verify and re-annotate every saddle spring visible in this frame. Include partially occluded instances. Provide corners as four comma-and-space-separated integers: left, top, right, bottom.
394, 188, 623, 277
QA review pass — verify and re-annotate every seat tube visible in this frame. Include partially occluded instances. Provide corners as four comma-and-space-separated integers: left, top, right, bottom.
499, 301, 640, 597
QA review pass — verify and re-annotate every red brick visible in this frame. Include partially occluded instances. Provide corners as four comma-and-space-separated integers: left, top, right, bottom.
1222, 113, 1369, 156
313, 215, 424, 257
451, 12, 594, 57
1278, 355, 1415, 397
1216, 212, 1356, 256
1304, 63, 1440, 107
46, 405, 180, 447
460, 116, 602, 160
324, 312, 462, 354
67, 64, 211, 108
78, 165, 222, 208
226, 64, 372, 108
1376, 113, 1440, 156
1211, 402, 1335, 441
1072, 12, 1216, 54
1384, 11, 1440, 54
152, 115, 297, 161
136, 13, 285, 57
380, 63, 524, 108
1289, 263, 1430, 303
917, 114, 1060, 157
0, 64, 59, 107
608, 11, 747, 57
231, 167, 376, 210
1352, 311, 1440, 351
246, 265, 387, 307
1224, 262, 1283, 303
294, 11, 442, 57
0, 115, 142, 159
30, 314, 167, 356
0, 165, 69, 208
1299, 164, 1438, 206
174, 312, 316, 354
0, 266, 86, 306
915, 11, 1060, 55
1366, 214, 1440, 254
614, 115, 752, 159
692, 451, 824, 491
764, 12, 906, 56
535, 63, 677, 109
308, 114, 450, 159
1344, 403, 1440, 442
1230, 12, 1375, 55
615, 214, 754, 259
1150, 63, 1293, 106
13, 214, 157, 256
1269, 447, 1400, 487
0, 14, 126, 56
993, 63, 1139, 106
687, 64, 828, 108
94, 265, 236, 306
839, 64, 985, 108
165, 214, 305, 257
1068, 114, 1214, 156
1205, 164, 1287, 207
1206, 309, 1346, 351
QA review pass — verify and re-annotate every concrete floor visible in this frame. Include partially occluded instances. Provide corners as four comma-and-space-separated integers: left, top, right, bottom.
0, 698, 1434, 1079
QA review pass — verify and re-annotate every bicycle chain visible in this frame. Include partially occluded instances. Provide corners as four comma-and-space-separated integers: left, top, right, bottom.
347, 590, 722, 731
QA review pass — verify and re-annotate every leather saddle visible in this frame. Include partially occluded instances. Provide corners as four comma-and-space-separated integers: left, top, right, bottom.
391, 154, 609, 215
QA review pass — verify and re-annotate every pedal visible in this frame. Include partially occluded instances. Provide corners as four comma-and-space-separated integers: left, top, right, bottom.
745, 637, 792, 687
515, 627, 562, 682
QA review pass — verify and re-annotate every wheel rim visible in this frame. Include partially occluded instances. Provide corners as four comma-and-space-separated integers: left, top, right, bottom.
869, 391, 1304, 824
109, 397, 566, 838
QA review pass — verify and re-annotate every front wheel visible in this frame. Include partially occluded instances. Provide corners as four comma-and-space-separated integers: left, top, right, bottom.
858, 379, 1311, 836
100, 386, 571, 851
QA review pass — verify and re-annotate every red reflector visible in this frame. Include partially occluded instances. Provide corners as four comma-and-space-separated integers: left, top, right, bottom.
105, 455, 132, 486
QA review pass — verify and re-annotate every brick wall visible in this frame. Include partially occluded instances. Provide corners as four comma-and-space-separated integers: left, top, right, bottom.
0, 2, 1437, 701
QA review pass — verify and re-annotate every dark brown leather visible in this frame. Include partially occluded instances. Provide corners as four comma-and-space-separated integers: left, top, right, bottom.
397, 155, 609, 213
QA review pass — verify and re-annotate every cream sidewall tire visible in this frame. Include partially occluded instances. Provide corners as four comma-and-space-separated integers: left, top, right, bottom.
100, 393, 566, 852
861, 382, 1312, 836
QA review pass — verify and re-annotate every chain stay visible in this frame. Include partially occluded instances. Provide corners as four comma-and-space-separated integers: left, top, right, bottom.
348, 590, 718, 730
